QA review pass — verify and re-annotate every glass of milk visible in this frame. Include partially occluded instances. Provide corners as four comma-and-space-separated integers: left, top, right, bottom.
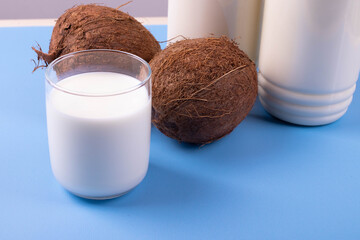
167, 0, 264, 63
45, 49, 152, 200
258, 0, 360, 125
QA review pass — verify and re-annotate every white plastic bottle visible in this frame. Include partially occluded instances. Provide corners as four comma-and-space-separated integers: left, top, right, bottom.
258, 0, 360, 125
167, 0, 263, 62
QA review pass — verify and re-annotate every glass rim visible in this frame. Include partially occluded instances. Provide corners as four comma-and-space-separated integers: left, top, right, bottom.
45, 49, 152, 97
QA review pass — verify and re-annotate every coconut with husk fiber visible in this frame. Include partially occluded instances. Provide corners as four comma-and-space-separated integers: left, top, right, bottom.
150, 36, 257, 144
32, 4, 160, 69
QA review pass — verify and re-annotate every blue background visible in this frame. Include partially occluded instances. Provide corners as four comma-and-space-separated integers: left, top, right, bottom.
0, 25, 359, 239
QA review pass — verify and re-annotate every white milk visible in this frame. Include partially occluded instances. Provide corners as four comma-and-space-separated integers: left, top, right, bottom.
167, 0, 263, 62
46, 72, 151, 199
258, 0, 360, 125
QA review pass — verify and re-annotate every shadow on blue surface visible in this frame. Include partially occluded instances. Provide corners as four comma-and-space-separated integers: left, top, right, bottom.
67, 162, 224, 209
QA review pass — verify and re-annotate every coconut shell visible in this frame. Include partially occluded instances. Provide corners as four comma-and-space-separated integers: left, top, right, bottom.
150, 36, 258, 144
32, 4, 160, 67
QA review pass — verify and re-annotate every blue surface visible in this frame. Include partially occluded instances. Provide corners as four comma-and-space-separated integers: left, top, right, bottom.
0, 25, 360, 240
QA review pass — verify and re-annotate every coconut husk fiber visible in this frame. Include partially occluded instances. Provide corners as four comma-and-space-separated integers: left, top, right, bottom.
150, 36, 258, 144
32, 4, 160, 69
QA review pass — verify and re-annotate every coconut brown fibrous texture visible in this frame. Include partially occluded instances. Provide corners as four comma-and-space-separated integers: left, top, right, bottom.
32, 4, 160, 67
150, 36, 258, 144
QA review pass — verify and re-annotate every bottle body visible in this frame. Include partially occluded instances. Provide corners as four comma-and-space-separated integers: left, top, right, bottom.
167, 0, 263, 62
258, 0, 360, 125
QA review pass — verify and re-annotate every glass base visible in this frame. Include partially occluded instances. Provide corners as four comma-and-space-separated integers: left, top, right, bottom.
68, 188, 134, 200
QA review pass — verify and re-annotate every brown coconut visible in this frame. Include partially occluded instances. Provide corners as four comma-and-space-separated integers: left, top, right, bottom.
150, 36, 258, 144
32, 4, 160, 68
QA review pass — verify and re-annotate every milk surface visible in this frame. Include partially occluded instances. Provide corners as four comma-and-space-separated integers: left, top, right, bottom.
46, 72, 151, 198
258, 0, 360, 125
